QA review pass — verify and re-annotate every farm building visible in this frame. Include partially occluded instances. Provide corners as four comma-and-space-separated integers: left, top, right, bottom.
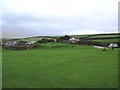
3, 41, 27, 50
108, 43, 118, 49
26, 41, 37, 49
27, 41, 37, 45
13, 41, 27, 50
3, 41, 17, 48
3, 41, 17, 46
69, 37, 80, 44
3, 40, 38, 50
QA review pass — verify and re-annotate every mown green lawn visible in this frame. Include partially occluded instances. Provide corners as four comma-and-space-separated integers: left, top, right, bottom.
2, 45, 118, 88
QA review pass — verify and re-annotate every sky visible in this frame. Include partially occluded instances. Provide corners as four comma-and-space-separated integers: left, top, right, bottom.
0, 0, 119, 38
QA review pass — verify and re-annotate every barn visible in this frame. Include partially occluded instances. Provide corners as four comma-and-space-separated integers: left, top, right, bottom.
3, 41, 38, 50
69, 37, 80, 44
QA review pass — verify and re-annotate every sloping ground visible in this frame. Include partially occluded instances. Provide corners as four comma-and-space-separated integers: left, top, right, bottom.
2, 45, 118, 88
5, 33, 119, 42
78, 33, 120, 45
92, 39, 119, 43
89, 35, 119, 38
88, 33, 119, 41
72, 33, 120, 38
87, 33, 120, 38
2, 33, 120, 47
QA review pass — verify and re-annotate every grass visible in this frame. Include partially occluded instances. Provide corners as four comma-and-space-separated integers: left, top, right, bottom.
91, 39, 119, 43
89, 35, 119, 38
72, 33, 120, 38
2, 44, 118, 88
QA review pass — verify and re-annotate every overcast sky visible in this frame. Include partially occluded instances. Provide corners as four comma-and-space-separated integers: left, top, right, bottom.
0, 0, 119, 38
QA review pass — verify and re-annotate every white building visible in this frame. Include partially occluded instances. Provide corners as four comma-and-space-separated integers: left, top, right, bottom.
27, 41, 37, 45
69, 37, 80, 43
108, 43, 118, 48
3, 41, 17, 46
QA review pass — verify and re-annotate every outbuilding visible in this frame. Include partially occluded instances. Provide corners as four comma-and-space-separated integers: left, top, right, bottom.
108, 43, 118, 49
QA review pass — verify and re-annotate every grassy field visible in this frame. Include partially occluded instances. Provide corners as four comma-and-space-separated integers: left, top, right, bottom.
72, 33, 120, 38
91, 39, 119, 43
2, 44, 118, 88
89, 35, 119, 38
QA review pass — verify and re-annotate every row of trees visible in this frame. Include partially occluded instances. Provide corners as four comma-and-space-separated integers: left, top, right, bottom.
37, 35, 71, 44
37, 38, 54, 43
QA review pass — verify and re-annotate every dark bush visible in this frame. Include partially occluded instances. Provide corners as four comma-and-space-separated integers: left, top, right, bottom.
47, 39, 54, 42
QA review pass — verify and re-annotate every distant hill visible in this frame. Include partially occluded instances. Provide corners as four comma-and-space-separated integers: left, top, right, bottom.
1, 33, 120, 43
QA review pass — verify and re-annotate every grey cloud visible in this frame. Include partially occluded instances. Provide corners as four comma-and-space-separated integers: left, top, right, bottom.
2, 12, 118, 38
2, 13, 45, 25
